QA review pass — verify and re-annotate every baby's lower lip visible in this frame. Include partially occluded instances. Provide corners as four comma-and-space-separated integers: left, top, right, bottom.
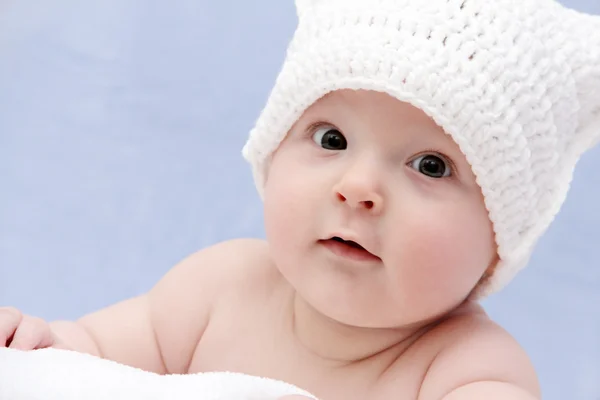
319, 239, 381, 262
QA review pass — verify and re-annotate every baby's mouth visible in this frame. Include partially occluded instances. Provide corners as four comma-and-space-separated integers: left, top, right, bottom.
320, 236, 381, 262
331, 236, 366, 250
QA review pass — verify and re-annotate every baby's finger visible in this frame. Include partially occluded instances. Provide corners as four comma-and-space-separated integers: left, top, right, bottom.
9, 316, 53, 350
0, 307, 23, 347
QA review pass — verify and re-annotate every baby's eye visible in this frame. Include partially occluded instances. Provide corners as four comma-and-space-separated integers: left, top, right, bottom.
409, 154, 451, 178
312, 126, 347, 150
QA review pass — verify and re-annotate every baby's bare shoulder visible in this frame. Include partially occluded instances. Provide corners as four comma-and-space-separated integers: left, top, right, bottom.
189, 238, 270, 276
414, 304, 541, 399
147, 238, 273, 372
165, 238, 275, 299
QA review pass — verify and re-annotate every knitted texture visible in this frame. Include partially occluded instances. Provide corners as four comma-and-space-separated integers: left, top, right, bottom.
242, 0, 600, 297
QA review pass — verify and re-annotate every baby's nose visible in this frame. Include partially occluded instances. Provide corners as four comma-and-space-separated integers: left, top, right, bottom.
335, 191, 381, 212
333, 172, 383, 214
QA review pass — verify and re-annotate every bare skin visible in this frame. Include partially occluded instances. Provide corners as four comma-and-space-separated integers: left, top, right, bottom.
1, 90, 541, 399
0, 239, 539, 400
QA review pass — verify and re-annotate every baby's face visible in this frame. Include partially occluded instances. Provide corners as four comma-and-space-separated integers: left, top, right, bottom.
263, 89, 497, 328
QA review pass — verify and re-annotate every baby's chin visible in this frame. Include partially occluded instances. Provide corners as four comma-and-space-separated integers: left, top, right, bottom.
300, 290, 419, 330
280, 258, 469, 330
302, 284, 469, 331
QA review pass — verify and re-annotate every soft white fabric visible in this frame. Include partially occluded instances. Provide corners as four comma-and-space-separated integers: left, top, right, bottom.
242, 0, 600, 298
0, 347, 317, 400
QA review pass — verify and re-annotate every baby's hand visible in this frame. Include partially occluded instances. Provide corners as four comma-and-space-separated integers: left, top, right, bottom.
0, 307, 55, 350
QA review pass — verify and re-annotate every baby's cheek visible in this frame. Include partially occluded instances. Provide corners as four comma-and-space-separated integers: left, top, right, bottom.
264, 182, 313, 241
394, 209, 490, 296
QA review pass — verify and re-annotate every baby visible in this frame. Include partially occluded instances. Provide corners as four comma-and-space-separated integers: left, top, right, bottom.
1, 0, 599, 399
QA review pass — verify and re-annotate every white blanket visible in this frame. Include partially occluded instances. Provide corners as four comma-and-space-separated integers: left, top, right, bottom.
0, 347, 318, 400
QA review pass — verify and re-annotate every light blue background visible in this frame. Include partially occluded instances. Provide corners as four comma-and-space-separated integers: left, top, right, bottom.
1, 1, 599, 399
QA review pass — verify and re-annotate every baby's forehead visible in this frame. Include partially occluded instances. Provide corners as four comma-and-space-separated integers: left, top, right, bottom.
302, 89, 450, 139
306, 90, 436, 121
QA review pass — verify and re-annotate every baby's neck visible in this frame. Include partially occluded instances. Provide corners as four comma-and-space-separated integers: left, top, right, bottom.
288, 291, 435, 367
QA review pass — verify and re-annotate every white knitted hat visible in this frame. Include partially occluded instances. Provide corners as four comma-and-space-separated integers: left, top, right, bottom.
242, 0, 600, 297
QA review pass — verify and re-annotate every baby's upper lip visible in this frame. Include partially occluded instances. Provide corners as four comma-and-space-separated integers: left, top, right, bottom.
324, 232, 380, 259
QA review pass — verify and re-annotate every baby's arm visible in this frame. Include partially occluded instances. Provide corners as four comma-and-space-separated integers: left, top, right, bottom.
49, 239, 253, 374
441, 382, 539, 400
417, 313, 541, 400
